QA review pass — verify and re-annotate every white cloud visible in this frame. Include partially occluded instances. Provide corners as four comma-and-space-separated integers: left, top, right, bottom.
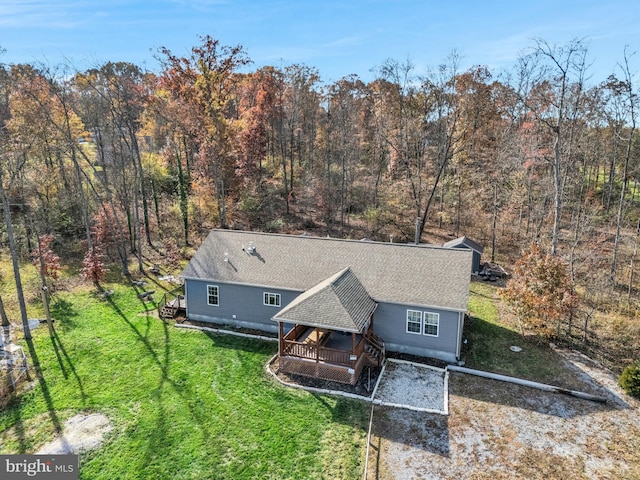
0, 1, 89, 28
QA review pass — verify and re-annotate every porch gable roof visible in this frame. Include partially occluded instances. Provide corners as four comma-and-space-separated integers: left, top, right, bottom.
272, 267, 377, 333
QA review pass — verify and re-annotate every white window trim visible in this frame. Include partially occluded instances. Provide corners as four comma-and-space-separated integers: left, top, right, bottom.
406, 309, 422, 335
207, 284, 219, 306
263, 292, 281, 307
423, 312, 440, 337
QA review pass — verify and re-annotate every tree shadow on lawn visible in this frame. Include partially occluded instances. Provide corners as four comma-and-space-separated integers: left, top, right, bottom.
0, 402, 28, 453
310, 392, 371, 426
49, 326, 87, 405
198, 330, 278, 356
102, 293, 223, 456
368, 406, 450, 465
459, 316, 630, 416
50, 298, 78, 331
23, 338, 64, 438
2, 326, 81, 454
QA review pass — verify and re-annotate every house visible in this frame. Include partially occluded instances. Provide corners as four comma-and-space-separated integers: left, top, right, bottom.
443, 236, 484, 273
180, 230, 472, 384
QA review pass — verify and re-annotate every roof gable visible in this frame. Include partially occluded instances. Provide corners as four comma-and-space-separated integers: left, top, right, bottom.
443, 236, 484, 254
181, 230, 472, 311
272, 267, 377, 332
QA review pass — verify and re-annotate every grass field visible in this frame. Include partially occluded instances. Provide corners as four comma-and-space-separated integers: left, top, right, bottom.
0, 284, 369, 479
3, 268, 633, 479
465, 281, 588, 388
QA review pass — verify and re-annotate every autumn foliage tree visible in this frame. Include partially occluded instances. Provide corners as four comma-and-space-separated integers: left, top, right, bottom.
158, 35, 251, 228
81, 246, 107, 287
500, 243, 578, 340
31, 234, 62, 283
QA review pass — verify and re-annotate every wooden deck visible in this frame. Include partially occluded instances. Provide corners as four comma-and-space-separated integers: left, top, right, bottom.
279, 325, 380, 385
159, 286, 186, 319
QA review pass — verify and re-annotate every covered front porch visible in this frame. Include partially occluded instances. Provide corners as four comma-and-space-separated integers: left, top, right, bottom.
273, 267, 384, 385
279, 325, 371, 384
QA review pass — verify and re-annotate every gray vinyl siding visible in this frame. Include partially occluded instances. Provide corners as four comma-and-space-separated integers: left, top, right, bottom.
373, 302, 462, 363
184, 278, 464, 363
185, 279, 301, 333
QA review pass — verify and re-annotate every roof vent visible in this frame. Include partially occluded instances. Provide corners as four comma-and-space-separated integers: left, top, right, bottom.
247, 242, 256, 254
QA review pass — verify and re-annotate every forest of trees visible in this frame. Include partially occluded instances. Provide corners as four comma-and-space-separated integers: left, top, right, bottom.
0, 36, 638, 368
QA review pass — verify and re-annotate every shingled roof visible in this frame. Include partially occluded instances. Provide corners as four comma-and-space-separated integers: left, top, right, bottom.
443, 236, 484, 254
181, 230, 472, 311
272, 267, 377, 332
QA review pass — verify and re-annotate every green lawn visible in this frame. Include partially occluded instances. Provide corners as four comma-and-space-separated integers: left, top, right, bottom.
0, 285, 368, 480
464, 281, 579, 386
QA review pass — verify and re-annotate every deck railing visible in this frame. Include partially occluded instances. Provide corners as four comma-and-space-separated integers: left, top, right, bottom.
283, 335, 366, 368
158, 285, 185, 318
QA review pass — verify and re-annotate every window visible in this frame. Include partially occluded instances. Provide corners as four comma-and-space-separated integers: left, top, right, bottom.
207, 285, 219, 306
423, 312, 439, 336
263, 292, 281, 307
406, 309, 440, 336
406, 310, 422, 334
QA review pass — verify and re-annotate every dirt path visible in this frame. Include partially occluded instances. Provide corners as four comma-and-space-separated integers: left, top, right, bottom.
36, 413, 112, 455
367, 352, 640, 479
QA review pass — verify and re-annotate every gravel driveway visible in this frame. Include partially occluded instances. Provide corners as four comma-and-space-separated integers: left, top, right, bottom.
366, 351, 640, 480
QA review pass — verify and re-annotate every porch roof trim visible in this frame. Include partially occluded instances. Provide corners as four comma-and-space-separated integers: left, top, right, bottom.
272, 267, 377, 333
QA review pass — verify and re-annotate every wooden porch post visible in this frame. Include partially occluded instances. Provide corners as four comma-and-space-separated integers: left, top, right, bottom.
351, 332, 356, 354
279, 322, 284, 356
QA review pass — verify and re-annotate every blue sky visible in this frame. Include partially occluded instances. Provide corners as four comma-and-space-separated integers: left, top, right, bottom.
1, 0, 638, 84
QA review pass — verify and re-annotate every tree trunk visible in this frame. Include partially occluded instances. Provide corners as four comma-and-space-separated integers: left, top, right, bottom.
491, 183, 498, 263
611, 126, 634, 283
289, 131, 295, 199
34, 229, 54, 337
176, 141, 189, 246
131, 133, 152, 246
71, 148, 93, 251
455, 176, 462, 237
583, 308, 594, 344
415, 153, 450, 244
340, 154, 346, 231
0, 188, 30, 339
610, 55, 637, 284
0, 293, 9, 327
628, 217, 640, 302
150, 176, 161, 233
280, 132, 289, 216
551, 130, 562, 255
132, 152, 144, 272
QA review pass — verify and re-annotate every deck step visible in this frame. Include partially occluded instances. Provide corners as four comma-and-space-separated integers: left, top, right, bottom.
160, 306, 176, 318
364, 337, 385, 367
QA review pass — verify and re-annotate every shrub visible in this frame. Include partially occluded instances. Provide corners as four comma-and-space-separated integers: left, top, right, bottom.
500, 243, 577, 340
265, 218, 284, 232
618, 363, 640, 398
31, 234, 62, 282
81, 246, 107, 286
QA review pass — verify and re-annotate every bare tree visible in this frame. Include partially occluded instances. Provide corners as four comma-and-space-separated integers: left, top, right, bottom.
514, 38, 589, 255
609, 47, 637, 283
373, 55, 464, 243
0, 142, 31, 339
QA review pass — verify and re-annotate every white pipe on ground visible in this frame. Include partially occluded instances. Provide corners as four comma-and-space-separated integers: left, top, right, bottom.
448, 365, 608, 403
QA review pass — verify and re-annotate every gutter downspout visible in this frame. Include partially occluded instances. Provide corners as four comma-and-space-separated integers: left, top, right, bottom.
455, 311, 464, 361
